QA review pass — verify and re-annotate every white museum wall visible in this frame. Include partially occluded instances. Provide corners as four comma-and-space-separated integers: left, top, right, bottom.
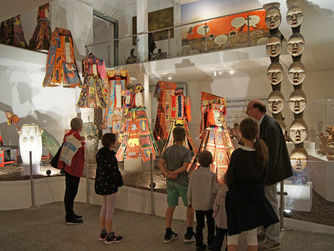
180, 0, 262, 24
50, 0, 93, 58
20, 7, 38, 47
92, 18, 115, 67
0, 51, 81, 146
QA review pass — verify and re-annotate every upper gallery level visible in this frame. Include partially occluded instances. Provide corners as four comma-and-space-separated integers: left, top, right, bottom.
1, 0, 334, 75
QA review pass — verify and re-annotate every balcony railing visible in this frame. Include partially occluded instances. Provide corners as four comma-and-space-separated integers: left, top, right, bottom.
86, 7, 270, 67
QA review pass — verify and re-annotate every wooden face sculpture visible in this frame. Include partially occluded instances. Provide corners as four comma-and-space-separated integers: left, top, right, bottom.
19, 124, 43, 166
267, 62, 283, 85
286, 7, 303, 28
265, 7, 281, 29
267, 91, 285, 114
290, 147, 308, 171
288, 61, 305, 85
289, 118, 308, 144
287, 33, 305, 57
266, 36, 281, 57
289, 89, 306, 114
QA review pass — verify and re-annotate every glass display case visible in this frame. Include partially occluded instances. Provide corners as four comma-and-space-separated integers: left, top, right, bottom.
304, 97, 334, 159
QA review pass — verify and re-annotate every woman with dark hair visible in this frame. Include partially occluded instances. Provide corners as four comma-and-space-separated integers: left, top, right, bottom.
95, 133, 124, 245
224, 118, 279, 251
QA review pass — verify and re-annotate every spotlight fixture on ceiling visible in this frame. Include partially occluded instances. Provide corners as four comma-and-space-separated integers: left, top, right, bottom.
214, 71, 217, 77
229, 69, 235, 75
168, 76, 172, 80
218, 71, 223, 75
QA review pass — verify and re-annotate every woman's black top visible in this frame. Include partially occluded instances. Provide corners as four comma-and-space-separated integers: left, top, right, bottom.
95, 147, 123, 195
225, 147, 279, 235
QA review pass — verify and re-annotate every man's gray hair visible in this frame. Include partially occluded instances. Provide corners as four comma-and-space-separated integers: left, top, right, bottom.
70, 117, 83, 130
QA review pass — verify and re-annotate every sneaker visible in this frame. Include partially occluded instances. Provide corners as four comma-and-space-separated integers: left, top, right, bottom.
99, 231, 107, 241
196, 243, 207, 251
164, 231, 179, 244
183, 231, 196, 243
104, 233, 123, 244
259, 241, 280, 250
65, 218, 83, 224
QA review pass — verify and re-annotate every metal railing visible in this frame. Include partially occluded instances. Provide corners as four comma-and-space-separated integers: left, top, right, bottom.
86, 7, 269, 67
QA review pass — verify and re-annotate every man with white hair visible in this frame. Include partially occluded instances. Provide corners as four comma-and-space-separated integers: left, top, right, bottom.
246, 100, 292, 250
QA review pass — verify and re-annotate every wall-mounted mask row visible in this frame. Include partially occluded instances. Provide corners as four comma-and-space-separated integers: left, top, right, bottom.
265, 6, 303, 30
267, 90, 306, 115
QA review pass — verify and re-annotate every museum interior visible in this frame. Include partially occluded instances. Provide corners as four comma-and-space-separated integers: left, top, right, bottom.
0, 0, 333, 249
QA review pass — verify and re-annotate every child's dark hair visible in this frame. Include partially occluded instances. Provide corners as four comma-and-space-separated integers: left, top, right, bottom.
198, 150, 213, 167
173, 126, 186, 142
102, 133, 116, 148
240, 118, 269, 166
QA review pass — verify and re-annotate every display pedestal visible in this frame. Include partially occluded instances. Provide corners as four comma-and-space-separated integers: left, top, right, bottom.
124, 158, 143, 172
124, 158, 152, 172
309, 154, 334, 202
22, 163, 41, 176
277, 180, 312, 212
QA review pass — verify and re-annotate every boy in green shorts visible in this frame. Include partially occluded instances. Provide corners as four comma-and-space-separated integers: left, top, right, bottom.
158, 126, 195, 244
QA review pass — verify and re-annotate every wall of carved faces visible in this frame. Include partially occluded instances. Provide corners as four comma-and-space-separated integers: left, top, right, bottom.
265, 3, 287, 137
286, 5, 308, 174
265, 3, 308, 177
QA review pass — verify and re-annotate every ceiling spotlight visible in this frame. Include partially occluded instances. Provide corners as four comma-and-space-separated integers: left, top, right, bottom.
168, 76, 172, 80
214, 71, 217, 77
218, 71, 223, 75
229, 69, 235, 75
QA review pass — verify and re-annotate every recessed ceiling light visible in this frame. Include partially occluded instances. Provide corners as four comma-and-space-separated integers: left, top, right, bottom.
214, 71, 217, 77
218, 71, 223, 75
229, 70, 235, 75
168, 76, 172, 80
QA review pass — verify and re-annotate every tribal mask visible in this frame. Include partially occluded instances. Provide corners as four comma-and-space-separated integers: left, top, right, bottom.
289, 118, 308, 144
266, 36, 281, 57
289, 89, 306, 114
290, 147, 308, 171
288, 61, 305, 85
286, 7, 303, 28
265, 7, 281, 29
267, 91, 285, 114
267, 62, 283, 85
287, 33, 304, 57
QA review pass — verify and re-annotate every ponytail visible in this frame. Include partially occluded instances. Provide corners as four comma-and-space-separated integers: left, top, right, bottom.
240, 117, 269, 166
254, 137, 269, 166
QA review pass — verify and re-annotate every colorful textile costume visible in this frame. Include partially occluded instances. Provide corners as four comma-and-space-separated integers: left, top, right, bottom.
103, 70, 129, 133
189, 92, 234, 183
153, 81, 177, 141
29, 3, 51, 51
77, 54, 107, 108
116, 84, 159, 162
42, 28, 81, 88
0, 15, 27, 48
162, 88, 197, 155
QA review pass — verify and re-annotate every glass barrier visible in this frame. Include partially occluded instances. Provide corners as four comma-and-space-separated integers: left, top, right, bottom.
86, 8, 270, 67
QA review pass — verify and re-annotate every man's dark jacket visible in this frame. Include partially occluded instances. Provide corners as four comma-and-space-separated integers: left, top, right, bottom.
260, 114, 292, 185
